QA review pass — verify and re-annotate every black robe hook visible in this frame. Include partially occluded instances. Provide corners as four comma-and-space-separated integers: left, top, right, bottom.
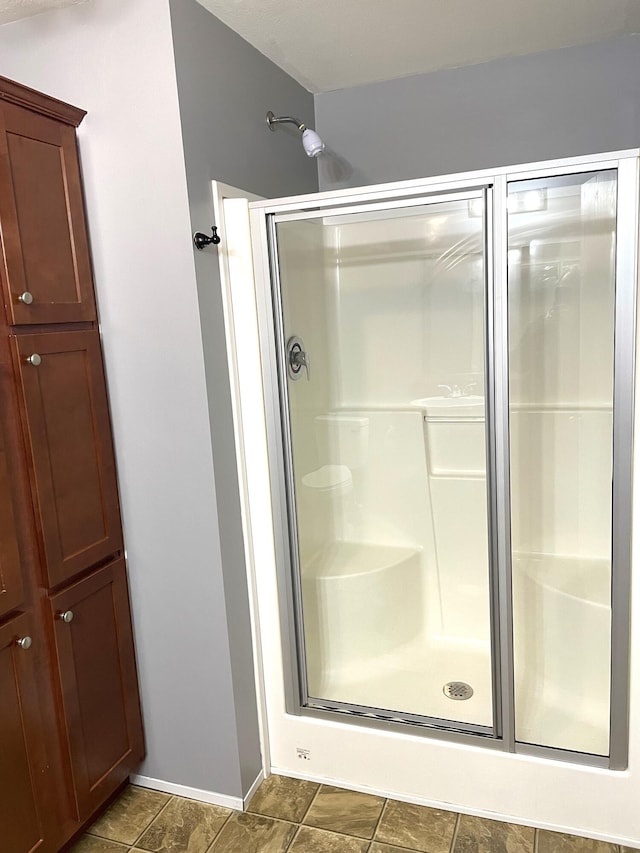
193, 226, 221, 250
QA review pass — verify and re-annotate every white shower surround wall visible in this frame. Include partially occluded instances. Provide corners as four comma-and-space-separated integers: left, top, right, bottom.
220, 150, 640, 847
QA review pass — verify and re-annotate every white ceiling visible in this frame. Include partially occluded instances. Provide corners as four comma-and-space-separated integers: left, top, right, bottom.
0, 0, 86, 25
1, 0, 639, 93
196, 0, 640, 93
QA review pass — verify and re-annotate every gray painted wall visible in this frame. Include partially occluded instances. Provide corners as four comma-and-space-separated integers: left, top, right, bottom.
168, 0, 317, 793
0, 0, 314, 802
0, 0, 248, 799
170, 0, 317, 202
315, 36, 640, 190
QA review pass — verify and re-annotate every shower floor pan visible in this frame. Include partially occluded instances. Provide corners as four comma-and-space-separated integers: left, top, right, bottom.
302, 539, 493, 727
302, 546, 611, 750
312, 634, 495, 728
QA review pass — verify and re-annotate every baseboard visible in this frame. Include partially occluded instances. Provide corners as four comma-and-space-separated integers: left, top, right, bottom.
242, 769, 265, 808
271, 765, 638, 849
130, 774, 244, 811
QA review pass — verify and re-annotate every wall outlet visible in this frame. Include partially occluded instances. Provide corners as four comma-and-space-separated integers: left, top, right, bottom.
296, 747, 311, 761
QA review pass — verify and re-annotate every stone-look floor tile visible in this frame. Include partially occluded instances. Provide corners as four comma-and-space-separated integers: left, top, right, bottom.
88, 785, 171, 844
537, 830, 619, 852
209, 812, 295, 853
247, 773, 319, 822
453, 814, 534, 852
69, 838, 129, 853
303, 784, 385, 838
370, 843, 425, 853
288, 825, 369, 853
375, 799, 457, 853
136, 796, 230, 853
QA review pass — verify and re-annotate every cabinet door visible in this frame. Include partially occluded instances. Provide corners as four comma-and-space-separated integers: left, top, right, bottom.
12, 330, 123, 588
0, 421, 25, 618
0, 101, 96, 325
49, 560, 144, 819
0, 613, 52, 853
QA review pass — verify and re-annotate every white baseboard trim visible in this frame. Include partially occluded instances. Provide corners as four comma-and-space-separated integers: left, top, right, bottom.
271, 765, 638, 849
130, 774, 243, 811
242, 770, 265, 809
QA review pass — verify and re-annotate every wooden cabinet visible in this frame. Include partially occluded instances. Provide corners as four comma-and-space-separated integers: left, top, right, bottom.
0, 422, 25, 618
49, 560, 144, 819
0, 100, 97, 325
12, 331, 123, 588
0, 76, 144, 850
0, 613, 53, 853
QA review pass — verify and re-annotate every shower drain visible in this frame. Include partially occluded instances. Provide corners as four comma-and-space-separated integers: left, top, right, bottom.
443, 681, 474, 701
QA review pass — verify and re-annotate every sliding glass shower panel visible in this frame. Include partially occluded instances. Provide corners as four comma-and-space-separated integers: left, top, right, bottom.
507, 171, 616, 755
272, 195, 495, 729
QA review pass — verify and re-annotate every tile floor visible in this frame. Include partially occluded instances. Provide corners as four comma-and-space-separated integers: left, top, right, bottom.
71, 774, 635, 853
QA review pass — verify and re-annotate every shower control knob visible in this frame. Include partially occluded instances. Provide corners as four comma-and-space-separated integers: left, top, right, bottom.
26, 353, 41, 367
16, 636, 32, 650
286, 336, 310, 381
58, 610, 74, 624
18, 291, 34, 305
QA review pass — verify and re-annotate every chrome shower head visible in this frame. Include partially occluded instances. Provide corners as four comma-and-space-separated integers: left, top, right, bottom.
266, 110, 326, 158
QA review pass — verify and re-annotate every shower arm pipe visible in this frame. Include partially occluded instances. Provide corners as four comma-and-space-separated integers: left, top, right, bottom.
266, 112, 308, 132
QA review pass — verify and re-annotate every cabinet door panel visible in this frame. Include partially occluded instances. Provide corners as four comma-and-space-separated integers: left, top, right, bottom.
0, 421, 24, 617
0, 613, 51, 853
12, 330, 123, 588
49, 560, 144, 819
0, 102, 96, 324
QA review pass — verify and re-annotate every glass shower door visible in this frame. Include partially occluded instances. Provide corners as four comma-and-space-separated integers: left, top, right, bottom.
270, 191, 496, 731
507, 170, 618, 756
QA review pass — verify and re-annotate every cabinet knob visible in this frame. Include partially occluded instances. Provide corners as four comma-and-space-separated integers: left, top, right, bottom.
18, 291, 34, 305
26, 353, 42, 367
16, 636, 32, 650
58, 610, 74, 624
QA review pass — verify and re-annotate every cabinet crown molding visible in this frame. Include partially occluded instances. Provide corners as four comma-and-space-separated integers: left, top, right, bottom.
0, 75, 86, 127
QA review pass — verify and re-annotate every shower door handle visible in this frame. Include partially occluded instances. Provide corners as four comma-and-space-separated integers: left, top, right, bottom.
287, 336, 310, 381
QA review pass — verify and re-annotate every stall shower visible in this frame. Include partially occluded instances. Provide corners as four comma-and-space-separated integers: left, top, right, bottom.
245, 152, 635, 775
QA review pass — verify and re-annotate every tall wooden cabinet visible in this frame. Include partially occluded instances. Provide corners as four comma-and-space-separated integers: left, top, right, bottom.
0, 77, 144, 851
